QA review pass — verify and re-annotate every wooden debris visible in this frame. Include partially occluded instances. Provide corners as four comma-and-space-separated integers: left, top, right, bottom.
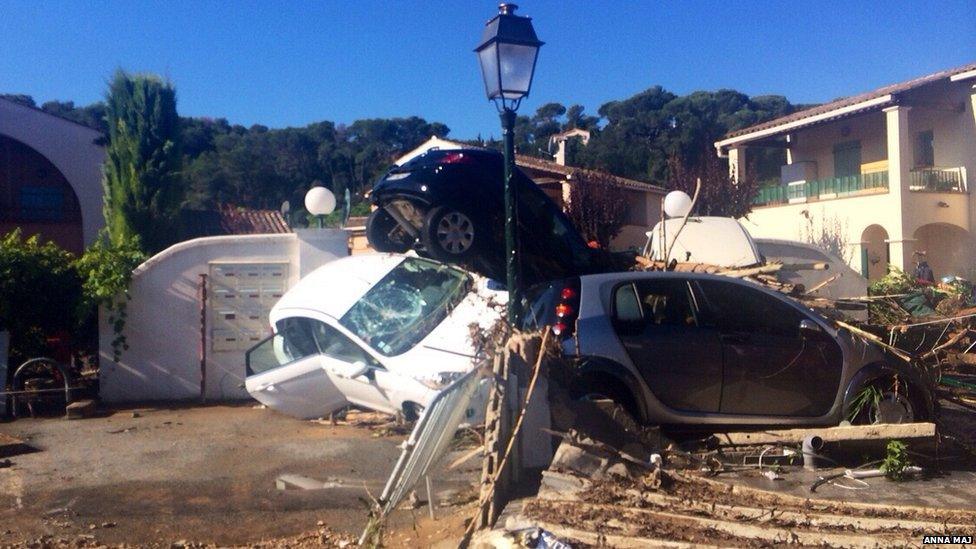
804, 273, 840, 295
716, 421, 935, 446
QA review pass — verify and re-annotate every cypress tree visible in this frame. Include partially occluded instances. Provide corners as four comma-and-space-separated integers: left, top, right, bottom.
102, 70, 183, 254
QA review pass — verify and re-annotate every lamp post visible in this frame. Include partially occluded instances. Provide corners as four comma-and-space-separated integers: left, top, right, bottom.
475, 3, 543, 325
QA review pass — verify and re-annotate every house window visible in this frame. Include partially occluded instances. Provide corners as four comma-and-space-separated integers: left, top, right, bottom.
915, 130, 934, 168
18, 186, 64, 221
833, 141, 862, 178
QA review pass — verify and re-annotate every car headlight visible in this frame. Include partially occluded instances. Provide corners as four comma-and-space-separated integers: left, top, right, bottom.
415, 371, 465, 390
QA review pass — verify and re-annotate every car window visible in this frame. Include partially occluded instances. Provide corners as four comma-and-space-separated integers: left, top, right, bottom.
637, 280, 697, 327
245, 317, 382, 376
520, 280, 562, 331
613, 283, 643, 322
340, 257, 471, 356
613, 279, 697, 327
693, 279, 800, 337
277, 317, 320, 362
310, 321, 382, 368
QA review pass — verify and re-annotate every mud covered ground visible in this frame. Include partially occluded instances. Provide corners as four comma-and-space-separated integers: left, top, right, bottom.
0, 404, 479, 548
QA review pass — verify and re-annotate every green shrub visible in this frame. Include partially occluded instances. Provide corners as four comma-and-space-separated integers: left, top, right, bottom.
74, 232, 147, 362
0, 230, 82, 365
0, 229, 146, 368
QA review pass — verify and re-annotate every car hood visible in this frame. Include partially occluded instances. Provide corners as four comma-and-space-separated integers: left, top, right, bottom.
270, 254, 407, 323
415, 284, 504, 361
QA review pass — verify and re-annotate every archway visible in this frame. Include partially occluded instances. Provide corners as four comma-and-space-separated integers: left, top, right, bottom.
913, 223, 976, 281
860, 224, 889, 282
0, 134, 84, 254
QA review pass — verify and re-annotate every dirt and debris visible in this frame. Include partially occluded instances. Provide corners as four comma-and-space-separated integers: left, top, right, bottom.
488, 430, 976, 548
0, 403, 481, 548
310, 408, 413, 437
473, 323, 976, 548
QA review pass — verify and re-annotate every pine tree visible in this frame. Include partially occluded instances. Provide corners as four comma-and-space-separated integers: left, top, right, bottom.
102, 70, 183, 254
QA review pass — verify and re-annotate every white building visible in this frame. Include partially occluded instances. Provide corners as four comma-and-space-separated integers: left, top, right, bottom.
716, 63, 976, 281
0, 97, 106, 254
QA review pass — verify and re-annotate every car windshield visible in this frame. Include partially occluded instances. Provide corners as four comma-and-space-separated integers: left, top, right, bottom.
339, 257, 471, 356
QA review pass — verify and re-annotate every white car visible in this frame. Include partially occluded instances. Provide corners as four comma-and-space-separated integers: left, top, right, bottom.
644, 216, 763, 268
244, 253, 501, 420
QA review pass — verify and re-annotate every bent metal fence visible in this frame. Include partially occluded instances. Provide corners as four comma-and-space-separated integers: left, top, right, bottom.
360, 362, 490, 545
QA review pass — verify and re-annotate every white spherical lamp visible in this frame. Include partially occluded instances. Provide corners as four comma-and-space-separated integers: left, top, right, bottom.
663, 190, 693, 218
305, 186, 336, 216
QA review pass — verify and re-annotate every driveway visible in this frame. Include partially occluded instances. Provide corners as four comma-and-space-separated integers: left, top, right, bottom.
0, 403, 473, 547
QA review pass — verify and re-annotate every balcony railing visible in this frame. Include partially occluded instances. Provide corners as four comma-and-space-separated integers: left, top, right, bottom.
910, 167, 967, 193
753, 171, 889, 206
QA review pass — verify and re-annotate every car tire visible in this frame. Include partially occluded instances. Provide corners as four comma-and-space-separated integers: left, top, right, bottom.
848, 377, 930, 425
366, 208, 413, 253
421, 205, 483, 261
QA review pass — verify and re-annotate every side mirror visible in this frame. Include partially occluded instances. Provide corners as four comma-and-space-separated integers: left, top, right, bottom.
799, 319, 823, 339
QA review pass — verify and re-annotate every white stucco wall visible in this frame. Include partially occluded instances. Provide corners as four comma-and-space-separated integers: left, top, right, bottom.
610, 189, 663, 251
737, 78, 976, 280
0, 99, 105, 247
99, 230, 348, 403
789, 111, 888, 180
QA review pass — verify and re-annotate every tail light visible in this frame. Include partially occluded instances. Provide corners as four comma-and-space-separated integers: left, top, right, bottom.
438, 152, 474, 165
552, 279, 581, 339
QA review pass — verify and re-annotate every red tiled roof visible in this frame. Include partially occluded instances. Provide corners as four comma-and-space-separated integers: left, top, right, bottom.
515, 154, 665, 193
219, 205, 290, 234
722, 62, 976, 141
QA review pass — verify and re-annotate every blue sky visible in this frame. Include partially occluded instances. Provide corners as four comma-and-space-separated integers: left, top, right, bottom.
1, 1, 973, 139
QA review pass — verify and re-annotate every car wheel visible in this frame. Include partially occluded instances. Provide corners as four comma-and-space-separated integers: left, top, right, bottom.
848, 377, 927, 425
366, 208, 413, 253
871, 391, 916, 424
422, 205, 482, 260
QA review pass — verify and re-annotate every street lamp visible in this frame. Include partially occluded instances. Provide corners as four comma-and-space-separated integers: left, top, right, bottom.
475, 3, 543, 325
305, 186, 336, 228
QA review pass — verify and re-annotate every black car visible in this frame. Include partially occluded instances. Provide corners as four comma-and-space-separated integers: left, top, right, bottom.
521, 271, 936, 428
368, 148, 618, 287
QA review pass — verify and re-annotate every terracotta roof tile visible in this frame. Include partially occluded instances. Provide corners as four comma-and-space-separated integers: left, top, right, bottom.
723, 62, 976, 141
219, 205, 291, 234
515, 154, 665, 193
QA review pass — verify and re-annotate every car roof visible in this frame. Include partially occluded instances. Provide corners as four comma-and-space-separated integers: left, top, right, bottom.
397, 147, 500, 170
647, 216, 761, 267
580, 269, 776, 290
271, 253, 407, 321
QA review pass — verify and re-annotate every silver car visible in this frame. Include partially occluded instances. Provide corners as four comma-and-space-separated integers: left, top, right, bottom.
522, 271, 934, 428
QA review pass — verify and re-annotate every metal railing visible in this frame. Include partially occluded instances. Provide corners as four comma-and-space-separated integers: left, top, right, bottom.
753, 171, 889, 206
910, 167, 967, 192
754, 185, 788, 206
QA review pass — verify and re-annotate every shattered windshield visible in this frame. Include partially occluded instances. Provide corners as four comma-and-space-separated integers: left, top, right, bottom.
340, 258, 471, 356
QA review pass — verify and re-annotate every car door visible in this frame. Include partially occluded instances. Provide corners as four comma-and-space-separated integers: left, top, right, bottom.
692, 279, 844, 417
308, 320, 399, 415
244, 318, 347, 419
610, 278, 723, 413
245, 317, 395, 419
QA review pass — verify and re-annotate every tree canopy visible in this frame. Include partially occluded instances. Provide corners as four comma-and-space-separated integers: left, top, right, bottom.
180, 116, 449, 214
6, 82, 808, 223
577, 88, 797, 184
102, 71, 183, 254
